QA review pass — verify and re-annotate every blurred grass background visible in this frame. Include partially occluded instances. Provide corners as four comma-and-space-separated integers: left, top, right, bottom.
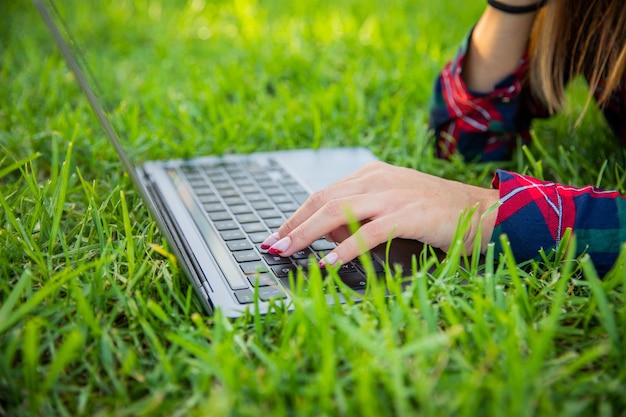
1, 0, 625, 416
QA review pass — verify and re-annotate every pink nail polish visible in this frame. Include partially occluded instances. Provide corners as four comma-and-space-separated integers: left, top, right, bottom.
268, 236, 291, 255
261, 232, 280, 250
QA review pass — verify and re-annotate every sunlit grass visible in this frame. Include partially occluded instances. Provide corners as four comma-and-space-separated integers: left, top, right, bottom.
1, 0, 625, 416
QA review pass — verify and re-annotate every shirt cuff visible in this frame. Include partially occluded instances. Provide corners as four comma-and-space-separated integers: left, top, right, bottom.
490, 169, 575, 262
489, 170, 625, 275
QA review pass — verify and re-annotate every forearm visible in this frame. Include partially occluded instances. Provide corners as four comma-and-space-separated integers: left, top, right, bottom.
463, 2, 539, 92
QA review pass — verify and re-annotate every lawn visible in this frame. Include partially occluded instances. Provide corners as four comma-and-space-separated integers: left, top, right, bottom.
1, 0, 625, 416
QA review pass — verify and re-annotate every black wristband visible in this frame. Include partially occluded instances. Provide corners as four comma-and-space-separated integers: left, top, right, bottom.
487, 0, 547, 14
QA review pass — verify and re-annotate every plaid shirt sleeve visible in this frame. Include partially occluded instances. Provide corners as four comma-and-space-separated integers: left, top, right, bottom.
429, 30, 626, 275
491, 170, 626, 275
428, 31, 548, 162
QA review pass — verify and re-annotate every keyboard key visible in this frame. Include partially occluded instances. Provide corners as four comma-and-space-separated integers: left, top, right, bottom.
214, 220, 239, 231
338, 272, 367, 289
277, 202, 299, 212
194, 186, 213, 196
257, 209, 281, 219
246, 192, 265, 201
234, 289, 255, 304
220, 229, 246, 240
243, 222, 267, 233
228, 170, 246, 179
233, 250, 261, 263
203, 202, 224, 212
235, 213, 260, 224
218, 188, 239, 198
292, 193, 309, 204
247, 273, 277, 287
213, 180, 231, 190
271, 194, 292, 203
271, 264, 299, 278
226, 239, 253, 251
208, 211, 232, 221
258, 285, 287, 301
248, 232, 269, 243
264, 186, 282, 195
294, 258, 312, 270
264, 218, 284, 228
285, 184, 306, 194
201, 167, 222, 176
187, 179, 207, 187
263, 253, 292, 265
235, 180, 255, 187
277, 276, 296, 289
257, 179, 275, 187
240, 262, 269, 275
291, 248, 313, 259
251, 200, 273, 210
338, 262, 358, 274
245, 164, 264, 174
224, 197, 245, 206
311, 239, 336, 251
230, 204, 252, 214
198, 192, 218, 202
180, 166, 198, 174
352, 257, 385, 273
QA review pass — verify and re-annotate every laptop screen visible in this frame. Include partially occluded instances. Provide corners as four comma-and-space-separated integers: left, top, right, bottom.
36, 0, 219, 166
36, 0, 325, 167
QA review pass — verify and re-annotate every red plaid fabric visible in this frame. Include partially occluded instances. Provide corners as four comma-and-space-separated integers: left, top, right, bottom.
434, 48, 531, 160
429, 31, 626, 274
492, 171, 626, 275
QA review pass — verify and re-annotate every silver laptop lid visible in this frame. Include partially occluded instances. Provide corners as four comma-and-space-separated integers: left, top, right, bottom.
34, 0, 141, 183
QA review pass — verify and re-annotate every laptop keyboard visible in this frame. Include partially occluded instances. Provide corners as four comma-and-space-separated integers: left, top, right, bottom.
177, 159, 380, 305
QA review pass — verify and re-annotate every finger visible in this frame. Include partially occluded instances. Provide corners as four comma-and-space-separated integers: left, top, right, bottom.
260, 186, 358, 251
325, 225, 352, 243
276, 178, 365, 238
327, 218, 372, 242
275, 161, 390, 238
269, 194, 385, 257
319, 216, 399, 267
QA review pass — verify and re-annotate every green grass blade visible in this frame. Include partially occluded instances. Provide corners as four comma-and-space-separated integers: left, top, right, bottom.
581, 255, 620, 351
42, 328, 84, 392
0, 259, 107, 335
48, 142, 73, 259
0, 153, 41, 180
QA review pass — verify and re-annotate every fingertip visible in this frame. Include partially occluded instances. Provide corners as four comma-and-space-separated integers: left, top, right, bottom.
260, 231, 280, 250
319, 251, 339, 268
268, 236, 291, 255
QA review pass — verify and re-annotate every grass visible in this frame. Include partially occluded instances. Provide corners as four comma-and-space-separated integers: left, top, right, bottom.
1, 0, 626, 415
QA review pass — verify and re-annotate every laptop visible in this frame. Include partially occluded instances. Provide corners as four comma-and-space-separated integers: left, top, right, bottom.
34, 0, 440, 317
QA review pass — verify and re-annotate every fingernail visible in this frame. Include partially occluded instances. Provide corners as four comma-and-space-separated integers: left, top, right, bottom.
268, 236, 291, 255
260, 232, 280, 250
319, 252, 339, 268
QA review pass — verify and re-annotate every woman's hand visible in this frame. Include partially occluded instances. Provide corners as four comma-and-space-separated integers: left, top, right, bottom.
261, 161, 500, 267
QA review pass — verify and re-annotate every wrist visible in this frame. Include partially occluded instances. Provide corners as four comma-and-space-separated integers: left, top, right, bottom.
479, 189, 500, 253
487, 0, 547, 14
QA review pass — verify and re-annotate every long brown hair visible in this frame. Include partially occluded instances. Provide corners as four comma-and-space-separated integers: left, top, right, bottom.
528, 0, 626, 114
